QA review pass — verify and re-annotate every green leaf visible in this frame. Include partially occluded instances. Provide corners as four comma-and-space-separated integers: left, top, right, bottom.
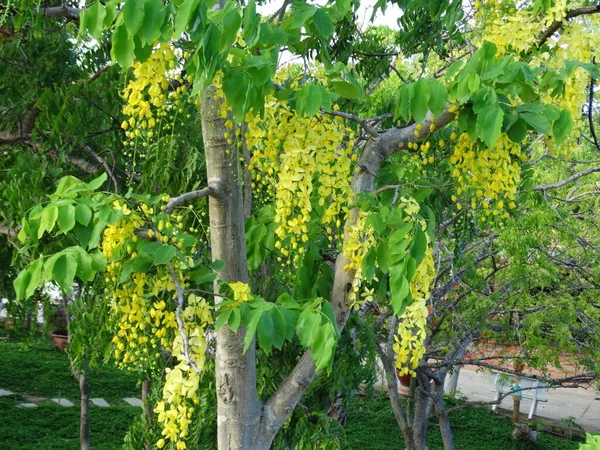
57, 204, 76, 234
152, 244, 176, 265
321, 301, 340, 339
390, 266, 410, 316
13, 270, 31, 301
427, 80, 448, 116
122, 0, 145, 36
291, 3, 316, 28
112, 24, 134, 68
553, 110, 573, 144
394, 85, 410, 122
305, 83, 322, 116
74, 203, 92, 226
257, 311, 274, 353
296, 309, 320, 348
410, 79, 431, 123
38, 205, 59, 238
209, 260, 226, 272
243, 308, 262, 352
270, 308, 287, 349
476, 104, 503, 148
458, 106, 477, 141
143, 0, 167, 45
312, 9, 334, 39
457, 72, 480, 103
242, 1, 260, 47
228, 308, 241, 333
506, 116, 528, 143
174, 0, 199, 38
332, 81, 360, 99
215, 309, 232, 330
191, 267, 217, 285
90, 252, 107, 272
87, 172, 108, 191
75, 248, 94, 282
53, 253, 78, 293
86, 2, 107, 40
410, 226, 428, 268
521, 112, 551, 135
88, 220, 105, 249
131, 254, 153, 273
376, 242, 391, 273
312, 325, 334, 372
25, 258, 44, 299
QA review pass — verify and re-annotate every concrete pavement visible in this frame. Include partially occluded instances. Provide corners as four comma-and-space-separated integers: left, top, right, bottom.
455, 366, 600, 432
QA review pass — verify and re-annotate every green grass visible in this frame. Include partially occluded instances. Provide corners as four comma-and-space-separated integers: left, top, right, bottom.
0, 396, 139, 450
0, 336, 139, 404
0, 335, 142, 449
344, 395, 582, 450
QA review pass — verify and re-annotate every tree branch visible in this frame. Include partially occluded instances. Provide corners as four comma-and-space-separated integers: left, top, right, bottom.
538, 5, 600, 48
0, 224, 19, 237
35, 6, 83, 20
531, 164, 600, 191
81, 145, 119, 194
164, 187, 215, 214
168, 264, 202, 373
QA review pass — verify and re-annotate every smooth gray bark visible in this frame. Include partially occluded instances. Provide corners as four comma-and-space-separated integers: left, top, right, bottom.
201, 86, 261, 449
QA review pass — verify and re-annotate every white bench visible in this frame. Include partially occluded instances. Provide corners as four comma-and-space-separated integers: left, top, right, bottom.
490, 372, 548, 419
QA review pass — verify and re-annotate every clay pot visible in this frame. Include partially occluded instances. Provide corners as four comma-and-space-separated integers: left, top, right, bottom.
50, 330, 69, 350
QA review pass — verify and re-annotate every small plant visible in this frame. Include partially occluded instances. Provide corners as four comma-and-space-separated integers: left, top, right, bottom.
527, 419, 544, 432
49, 305, 68, 332
561, 416, 584, 440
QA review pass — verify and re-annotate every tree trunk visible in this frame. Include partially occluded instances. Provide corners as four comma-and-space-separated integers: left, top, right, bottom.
434, 380, 456, 450
142, 379, 153, 450
79, 359, 91, 450
201, 85, 260, 449
412, 372, 431, 450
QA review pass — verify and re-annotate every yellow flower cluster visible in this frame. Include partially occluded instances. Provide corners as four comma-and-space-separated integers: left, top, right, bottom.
121, 44, 193, 167
481, 1, 600, 154
100, 201, 211, 450
449, 133, 522, 224
229, 281, 252, 304
342, 211, 376, 306
246, 96, 354, 258
155, 294, 212, 450
394, 246, 435, 377
480, 0, 568, 54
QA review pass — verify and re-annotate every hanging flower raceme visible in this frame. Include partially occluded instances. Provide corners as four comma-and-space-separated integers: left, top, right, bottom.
244, 94, 355, 262
393, 246, 435, 377
449, 133, 522, 225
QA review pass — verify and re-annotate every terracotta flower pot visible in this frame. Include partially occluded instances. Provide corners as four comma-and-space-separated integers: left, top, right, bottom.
50, 330, 69, 350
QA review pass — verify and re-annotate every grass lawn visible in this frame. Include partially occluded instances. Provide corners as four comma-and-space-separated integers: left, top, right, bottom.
1, 333, 594, 449
0, 335, 139, 404
344, 394, 582, 450
0, 334, 141, 449
0, 396, 139, 450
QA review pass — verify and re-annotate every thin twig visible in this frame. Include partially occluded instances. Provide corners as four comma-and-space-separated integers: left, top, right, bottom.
168, 264, 202, 373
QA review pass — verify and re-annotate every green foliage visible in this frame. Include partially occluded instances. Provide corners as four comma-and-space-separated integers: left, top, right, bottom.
344, 395, 582, 450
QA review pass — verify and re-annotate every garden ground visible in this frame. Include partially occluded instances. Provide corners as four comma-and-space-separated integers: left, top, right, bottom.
0, 333, 596, 449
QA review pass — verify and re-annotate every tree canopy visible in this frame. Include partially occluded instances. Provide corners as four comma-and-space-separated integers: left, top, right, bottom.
2, 1, 600, 449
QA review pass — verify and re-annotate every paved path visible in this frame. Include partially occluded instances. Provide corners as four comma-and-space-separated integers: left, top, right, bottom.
0, 387, 142, 409
455, 366, 600, 432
